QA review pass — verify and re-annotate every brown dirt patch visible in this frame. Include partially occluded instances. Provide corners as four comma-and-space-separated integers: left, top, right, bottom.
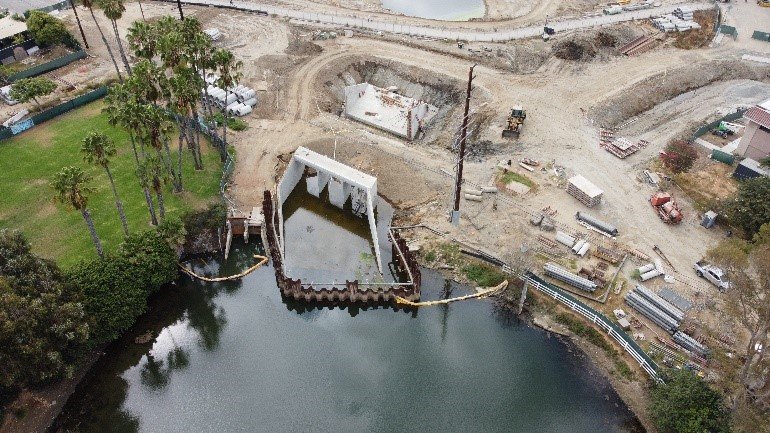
671, 10, 717, 50
674, 156, 739, 212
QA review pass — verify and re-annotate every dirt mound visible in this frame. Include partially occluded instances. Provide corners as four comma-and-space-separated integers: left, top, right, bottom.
552, 38, 597, 61
671, 10, 717, 50
590, 60, 770, 127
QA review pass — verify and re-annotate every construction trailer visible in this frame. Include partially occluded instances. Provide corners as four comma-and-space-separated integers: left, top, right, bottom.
502, 106, 526, 138
650, 192, 683, 224
567, 175, 603, 207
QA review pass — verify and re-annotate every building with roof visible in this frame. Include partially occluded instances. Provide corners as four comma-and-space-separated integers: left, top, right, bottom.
736, 99, 770, 161
343, 83, 437, 140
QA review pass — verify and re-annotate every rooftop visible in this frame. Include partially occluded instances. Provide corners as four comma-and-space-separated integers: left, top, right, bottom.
746, 104, 770, 129
1, 0, 62, 14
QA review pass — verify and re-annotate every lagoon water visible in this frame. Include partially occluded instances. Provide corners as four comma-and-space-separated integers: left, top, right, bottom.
380, 0, 485, 21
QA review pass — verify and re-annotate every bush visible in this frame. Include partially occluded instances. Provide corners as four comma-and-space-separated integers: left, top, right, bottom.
0, 230, 88, 392
727, 176, 770, 238
424, 250, 436, 262
651, 368, 731, 433
462, 263, 506, 287
661, 140, 698, 173
26, 10, 73, 47
181, 203, 226, 255
69, 229, 178, 344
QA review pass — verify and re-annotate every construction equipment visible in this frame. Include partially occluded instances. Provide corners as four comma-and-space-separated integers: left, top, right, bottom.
650, 192, 683, 224
502, 106, 526, 138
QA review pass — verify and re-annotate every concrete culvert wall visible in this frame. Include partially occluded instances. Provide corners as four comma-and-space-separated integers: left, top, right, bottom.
319, 58, 464, 144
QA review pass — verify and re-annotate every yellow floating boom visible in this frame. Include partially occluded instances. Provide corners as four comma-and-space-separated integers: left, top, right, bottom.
178, 254, 268, 282
395, 280, 508, 307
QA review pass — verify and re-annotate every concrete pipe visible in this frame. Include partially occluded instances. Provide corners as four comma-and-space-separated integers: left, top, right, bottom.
464, 194, 483, 202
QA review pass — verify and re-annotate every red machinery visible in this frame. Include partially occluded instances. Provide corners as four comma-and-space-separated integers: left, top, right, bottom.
650, 192, 683, 224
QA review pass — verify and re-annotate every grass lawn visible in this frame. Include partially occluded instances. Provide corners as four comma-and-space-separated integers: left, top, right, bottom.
0, 101, 223, 268
500, 170, 535, 188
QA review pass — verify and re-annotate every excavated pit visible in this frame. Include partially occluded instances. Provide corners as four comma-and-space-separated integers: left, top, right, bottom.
317, 58, 466, 145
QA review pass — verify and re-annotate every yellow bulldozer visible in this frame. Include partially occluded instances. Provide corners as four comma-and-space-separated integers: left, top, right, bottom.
502, 106, 526, 138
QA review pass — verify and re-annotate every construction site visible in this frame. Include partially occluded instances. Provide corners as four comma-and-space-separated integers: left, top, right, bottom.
3, 0, 770, 430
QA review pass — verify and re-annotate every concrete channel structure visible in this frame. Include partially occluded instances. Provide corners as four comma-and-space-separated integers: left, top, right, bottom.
343, 83, 437, 140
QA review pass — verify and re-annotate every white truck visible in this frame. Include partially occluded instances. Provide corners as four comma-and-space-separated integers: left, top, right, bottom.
694, 261, 730, 291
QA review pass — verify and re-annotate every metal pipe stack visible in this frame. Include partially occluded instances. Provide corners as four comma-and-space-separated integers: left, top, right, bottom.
674, 331, 710, 358
544, 262, 597, 292
624, 284, 684, 333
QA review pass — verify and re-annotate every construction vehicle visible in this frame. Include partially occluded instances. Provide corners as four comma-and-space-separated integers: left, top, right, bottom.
502, 106, 526, 138
650, 192, 683, 224
694, 261, 731, 291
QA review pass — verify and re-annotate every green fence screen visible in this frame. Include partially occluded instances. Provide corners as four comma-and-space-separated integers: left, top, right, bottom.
7, 50, 88, 82
692, 109, 747, 140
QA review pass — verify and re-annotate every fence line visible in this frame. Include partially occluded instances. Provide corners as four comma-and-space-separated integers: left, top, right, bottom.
6, 50, 88, 82
691, 109, 747, 140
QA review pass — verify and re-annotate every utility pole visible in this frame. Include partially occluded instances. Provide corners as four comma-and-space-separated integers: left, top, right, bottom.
68, 0, 89, 49
451, 64, 476, 225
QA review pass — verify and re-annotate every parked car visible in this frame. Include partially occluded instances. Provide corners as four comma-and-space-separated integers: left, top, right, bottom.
694, 261, 730, 291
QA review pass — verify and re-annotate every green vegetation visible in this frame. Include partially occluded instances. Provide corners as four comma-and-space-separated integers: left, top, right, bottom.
661, 140, 698, 174
651, 369, 731, 433
208, 112, 248, 131
554, 312, 635, 381
68, 227, 178, 344
0, 230, 89, 394
500, 170, 535, 188
0, 102, 222, 268
10, 77, 57, 107
26, 10, 73, 47
462, 263, 506, 287
727, 177, 770, 238
424, 250, 436, 262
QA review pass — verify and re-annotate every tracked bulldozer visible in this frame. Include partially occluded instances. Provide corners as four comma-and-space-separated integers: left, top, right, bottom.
502, 106, 526, 138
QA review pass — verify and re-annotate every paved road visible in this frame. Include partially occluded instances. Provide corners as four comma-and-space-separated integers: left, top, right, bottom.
169, 0, 713, 42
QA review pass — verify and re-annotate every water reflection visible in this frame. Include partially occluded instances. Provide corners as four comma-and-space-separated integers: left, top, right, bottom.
380, 0, 485, 20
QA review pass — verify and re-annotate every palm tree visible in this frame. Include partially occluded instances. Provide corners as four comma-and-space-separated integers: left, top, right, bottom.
137, 155, 169, 221
83, 0, 123, 81
176, 0, 184, 20
213, 49, 242, 162
81, 131, 129, 236
68, 0, 89, 49
104, 85, 159, 226
52, 166, 103, 258
98, 0, 132, 75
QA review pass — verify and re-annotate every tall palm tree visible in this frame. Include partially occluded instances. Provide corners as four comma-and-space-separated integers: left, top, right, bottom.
213, 49, 242, 162
83, 0, 123, 81
52, 166, 103, 258
99, 0, 132, 75
137, 155, 168, 221
176, 0, 184, 20
68, 0, 89, 49
104, 85, 159, 226
81, 131, 129, 236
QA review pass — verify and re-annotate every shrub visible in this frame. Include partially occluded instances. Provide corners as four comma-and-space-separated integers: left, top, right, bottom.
651, 368, 731, 433
727, 176, 770, 238
661, 140, 698, 173
462, 263, 506, 287
424, 250, 436, 262
69, 229, 178, 344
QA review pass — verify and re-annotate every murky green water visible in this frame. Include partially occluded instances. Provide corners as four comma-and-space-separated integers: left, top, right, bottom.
53, 243, 643, 433
380, 0, 485, 21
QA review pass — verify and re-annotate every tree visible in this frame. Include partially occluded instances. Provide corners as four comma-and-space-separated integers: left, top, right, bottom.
727, 177, 770, 238
661, 139, 698, 173
26, 10, 72, 47
213, 48, 243, 162
650, 369, 731, 433
10, 77, 56, 107
68, 0, 89, 49
98, 0, 132, 75
708, 226, 770, 410
83, 0, 123, 81
81, 131, 129, 236
51, 166, 103, 258
0, 230, 89, 391
137, 155, 169, 221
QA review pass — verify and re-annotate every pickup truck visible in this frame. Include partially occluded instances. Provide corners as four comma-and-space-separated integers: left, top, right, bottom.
694, 261, 730, 291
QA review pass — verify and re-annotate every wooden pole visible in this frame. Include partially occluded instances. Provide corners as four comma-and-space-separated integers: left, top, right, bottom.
452, 64, 476, 216
176, 0, 185, 19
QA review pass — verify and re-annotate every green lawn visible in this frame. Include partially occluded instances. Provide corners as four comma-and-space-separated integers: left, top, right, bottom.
0, 101, 223, 268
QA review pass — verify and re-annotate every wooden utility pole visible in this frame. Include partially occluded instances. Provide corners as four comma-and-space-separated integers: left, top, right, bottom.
451, 64, 476, 224
68, 0, 89, 49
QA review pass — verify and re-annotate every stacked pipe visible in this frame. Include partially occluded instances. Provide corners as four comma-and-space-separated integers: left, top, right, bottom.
624, 284, 683, 333
673, 331, 710, 358
555, 231, 576, 247
637, 259, 664, 281
201, 72, 257, 117
543, 262, 597, 292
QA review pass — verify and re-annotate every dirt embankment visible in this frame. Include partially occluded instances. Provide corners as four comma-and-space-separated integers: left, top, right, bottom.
552, 24, 648, 61
591, 60, 770, 128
